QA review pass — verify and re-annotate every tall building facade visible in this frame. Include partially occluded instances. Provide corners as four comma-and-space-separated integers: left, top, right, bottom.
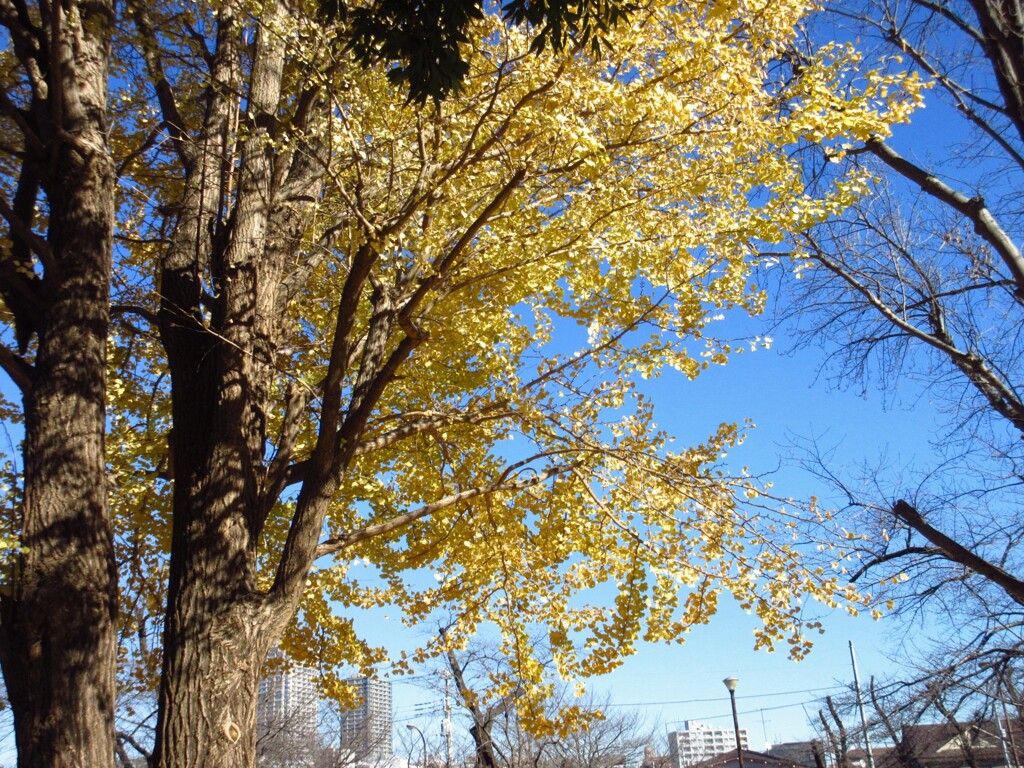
669, 721, 749, 768
257, 649, 319, 768
340, 677, 394, 764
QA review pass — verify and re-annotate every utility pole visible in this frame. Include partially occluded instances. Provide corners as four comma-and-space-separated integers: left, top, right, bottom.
443, 671, 453, 768
849, 641, 876, 768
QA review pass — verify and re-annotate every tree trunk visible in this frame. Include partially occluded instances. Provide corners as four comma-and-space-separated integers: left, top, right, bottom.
0, 184, 119, 767
0, 0, 118, 763
151, 4, 322, 761
154, 595, 266, 767
151, 315, 272, 767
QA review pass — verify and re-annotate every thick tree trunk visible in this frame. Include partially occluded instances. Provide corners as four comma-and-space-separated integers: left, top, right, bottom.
154, 592, 266, 767
151, 4, 316, 762
0, 18, 117, 768
0, 0, 118, 764
152, 315, 271, 767
151, 353, 272, 766
0, 207, 118, 767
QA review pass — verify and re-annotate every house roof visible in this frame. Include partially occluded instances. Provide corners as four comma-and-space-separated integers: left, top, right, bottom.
687, 748, 808, 768
870, 721, 1024, 768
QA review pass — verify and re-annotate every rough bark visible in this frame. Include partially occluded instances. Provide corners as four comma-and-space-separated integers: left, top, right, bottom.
0, 0, 118, 764
150, 3, 267, 761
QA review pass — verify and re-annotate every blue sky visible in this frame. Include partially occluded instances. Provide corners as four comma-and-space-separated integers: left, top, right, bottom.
387, 600, 904, 750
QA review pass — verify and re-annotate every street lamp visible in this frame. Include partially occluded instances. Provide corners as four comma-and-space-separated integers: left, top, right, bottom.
407, 723, 428, 768
722, 677, 745, 768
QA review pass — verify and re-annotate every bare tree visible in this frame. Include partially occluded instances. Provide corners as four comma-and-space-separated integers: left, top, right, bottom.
445, 646, 521, 768
437, 638, 658, 768
313, 699, 400, 768
768, 0, 1024, 682
818, 695, 851, 768
547, 694, 655, 768
812, 656, 1024, 768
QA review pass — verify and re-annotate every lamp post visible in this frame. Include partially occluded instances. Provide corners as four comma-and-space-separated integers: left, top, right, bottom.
407, 723, 429, 768
723, 677, 745, 768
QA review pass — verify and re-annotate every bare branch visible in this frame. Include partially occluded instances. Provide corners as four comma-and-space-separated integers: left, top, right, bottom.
0, 340, 33, 393
110, 304, 160, 327
802, 231, 1024, 435
849, 545, 944, 583
0, 192, 53, 267
881, 29, 1024, 168
893, 499, 1024, 607
127, 0, 192, 167
866, 140, 1024, 298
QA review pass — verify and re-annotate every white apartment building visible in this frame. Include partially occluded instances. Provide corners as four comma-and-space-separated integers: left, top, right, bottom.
257, 649, 320, 768
669, 721, 749, 768
341, 676, 394, 764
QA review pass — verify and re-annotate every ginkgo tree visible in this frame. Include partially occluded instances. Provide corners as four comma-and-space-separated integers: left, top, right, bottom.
0, 0, 922, 764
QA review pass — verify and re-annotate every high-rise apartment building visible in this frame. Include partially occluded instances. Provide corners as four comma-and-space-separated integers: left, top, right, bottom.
669, 721, 749, 767
257, 649, 319, 768
340, 677, 394, 764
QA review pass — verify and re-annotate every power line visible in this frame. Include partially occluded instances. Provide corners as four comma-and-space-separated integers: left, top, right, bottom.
604, 685, 848, 708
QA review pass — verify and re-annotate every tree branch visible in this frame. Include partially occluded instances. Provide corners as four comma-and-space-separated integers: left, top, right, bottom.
848, 545, 943, 583
881, 28, 1024, 169
0, 341, 33, 392
0, 191, 52, 267
283, 405, 514, 487
116, 731, 152, 763
802, 232, 1024, 436
866, 140, 1024, 299
110, 303, 160, 327
314, 464, 574, 558
400, 169, 528, 317
260, 384, 309, 529
127, 0, 192, 168
893, 499, 1024, 607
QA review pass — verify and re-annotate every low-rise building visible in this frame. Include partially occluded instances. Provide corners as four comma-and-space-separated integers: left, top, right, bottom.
686, 748, 806, 768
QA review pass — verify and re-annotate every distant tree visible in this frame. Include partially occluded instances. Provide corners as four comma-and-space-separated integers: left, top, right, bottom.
441, 638, 658, 768
547, 694, 654, 768
819, 696, 852, 768
255, 656, 319, 768
812, 664, 1024, 768
445, 644, 521, 768
310, 697, 398, 768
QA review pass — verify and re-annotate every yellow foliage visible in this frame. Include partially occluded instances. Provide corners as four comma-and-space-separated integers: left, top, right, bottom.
48, 0, 922, 727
